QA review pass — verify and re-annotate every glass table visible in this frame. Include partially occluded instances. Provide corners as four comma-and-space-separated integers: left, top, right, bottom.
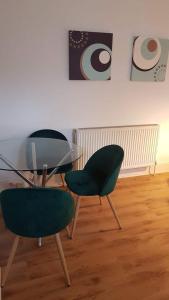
0, 137, 81, 187
0, 137, 81, 246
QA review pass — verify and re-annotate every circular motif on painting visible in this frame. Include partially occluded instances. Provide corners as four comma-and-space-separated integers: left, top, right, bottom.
69, 31, 88, 49
133, 36, 161, 70
80, 43, 112, 80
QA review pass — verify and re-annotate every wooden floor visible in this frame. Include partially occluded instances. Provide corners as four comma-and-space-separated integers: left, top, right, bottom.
1, 173, 169, 300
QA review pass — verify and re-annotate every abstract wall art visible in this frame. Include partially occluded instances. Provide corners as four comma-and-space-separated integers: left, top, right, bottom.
69, 30, 113, 80
130, 36, 169, 82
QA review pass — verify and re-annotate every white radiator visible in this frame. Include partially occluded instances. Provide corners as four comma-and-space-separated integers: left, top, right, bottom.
73, 124, 159, 170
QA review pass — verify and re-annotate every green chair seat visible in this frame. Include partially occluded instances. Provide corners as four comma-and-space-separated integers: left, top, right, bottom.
65, 170, 100, 196
0, 188, 74, 238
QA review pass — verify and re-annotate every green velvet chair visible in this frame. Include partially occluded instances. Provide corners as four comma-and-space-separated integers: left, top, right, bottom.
65, 144, 124, 238
0, 188, 75, 288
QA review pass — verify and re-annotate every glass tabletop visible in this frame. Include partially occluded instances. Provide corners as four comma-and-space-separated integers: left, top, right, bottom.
0, 137, 81, 171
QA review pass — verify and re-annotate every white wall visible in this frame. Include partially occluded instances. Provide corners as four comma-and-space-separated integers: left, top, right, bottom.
0, 0, 169, 169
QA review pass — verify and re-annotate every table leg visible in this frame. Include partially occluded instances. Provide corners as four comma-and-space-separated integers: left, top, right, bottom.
42, 164, 47, 187
31, 142, 38, 185
38, 164, 48, 247
46, 151, 71, 183
0, 155, 35, 187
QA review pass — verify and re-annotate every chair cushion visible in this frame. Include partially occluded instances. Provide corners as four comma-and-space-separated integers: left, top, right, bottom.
0, 188, 74, 238
65, 170, 100, 196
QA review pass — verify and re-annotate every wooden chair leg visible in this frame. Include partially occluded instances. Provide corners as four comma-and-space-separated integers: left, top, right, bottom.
1, 236, 20, 287
38, 237, 42, 247
65, 226, 70, 238
70, 196, 80, 239
55, 233, 71, 287
60, 174, 65, 187
71, 196, 81, 239
106, 195, 122, 230
99, 196, 102, 205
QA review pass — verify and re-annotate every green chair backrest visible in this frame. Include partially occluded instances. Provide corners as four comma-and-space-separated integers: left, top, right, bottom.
29, 129, 67, 140
0, 188, 74, 238
27, 129, 72, 174
84, 145, 124, 196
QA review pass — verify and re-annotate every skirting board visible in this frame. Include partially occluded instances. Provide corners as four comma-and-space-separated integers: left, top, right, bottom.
119, 162, 169, 178
155, 162, 169, 174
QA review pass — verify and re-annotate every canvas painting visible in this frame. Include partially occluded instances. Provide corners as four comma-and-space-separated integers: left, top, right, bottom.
130, 36, 169, 81
69, 30, 113, 80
